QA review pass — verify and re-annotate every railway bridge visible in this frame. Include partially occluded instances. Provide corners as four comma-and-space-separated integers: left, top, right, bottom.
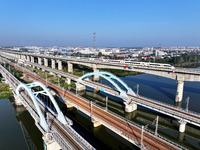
1, 50, 200, 103
0, 64, 95, 150
1, 54, 200, 134
0, 56, 188, 149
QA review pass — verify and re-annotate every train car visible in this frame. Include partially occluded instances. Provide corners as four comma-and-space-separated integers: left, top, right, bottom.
147, 63, 175, 70
128, 61, 175, 70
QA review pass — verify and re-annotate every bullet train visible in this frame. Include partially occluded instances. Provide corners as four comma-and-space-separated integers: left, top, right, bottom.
83, 58, 175, 70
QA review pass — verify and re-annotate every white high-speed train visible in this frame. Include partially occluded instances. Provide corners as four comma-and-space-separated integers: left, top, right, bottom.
99, 59, 175, 70
127, 62, 175, 70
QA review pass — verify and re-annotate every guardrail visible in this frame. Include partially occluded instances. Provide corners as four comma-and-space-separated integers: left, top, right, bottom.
131, 95, 200, 125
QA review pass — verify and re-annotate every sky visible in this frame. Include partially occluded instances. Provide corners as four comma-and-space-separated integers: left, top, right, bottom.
0, 0, 200, 47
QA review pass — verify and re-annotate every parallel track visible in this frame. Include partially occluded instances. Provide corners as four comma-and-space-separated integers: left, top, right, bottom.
3, 59, 181, 150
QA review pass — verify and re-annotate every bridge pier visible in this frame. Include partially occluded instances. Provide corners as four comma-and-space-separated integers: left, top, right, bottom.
66, 78, 71, 85
22, 55, 26, 60
65, 102, 74, 108
124, 102, 137, 112
68, 62, 73, 73
14, 94, 23, 106
51, 59, 55, 69
31, 56, 35, 68
43, 133, 61, 150
92, 119, 102, 127
57, 60, 62, 70
26, 56, 30, 62
175, 77, 184, 102
93, 68, 99, 81
76, 83, 86, 91
44, 58, 48, 67
31, 56, 34, 63
179, 119, 187, 132
38, 57, 42, 65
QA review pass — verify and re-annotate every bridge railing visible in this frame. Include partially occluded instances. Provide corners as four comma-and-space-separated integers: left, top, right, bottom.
135, 95, 200, 123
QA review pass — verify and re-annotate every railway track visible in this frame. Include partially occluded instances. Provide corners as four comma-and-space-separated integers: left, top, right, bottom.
2, 59, 182, 150
19, 59, 200, 124
0, 64, 85, 150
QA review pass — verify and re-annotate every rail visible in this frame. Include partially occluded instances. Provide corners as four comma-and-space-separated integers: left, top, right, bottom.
0, 57, 194, 149
0, 64, 95, 150
1, 56, 200, 127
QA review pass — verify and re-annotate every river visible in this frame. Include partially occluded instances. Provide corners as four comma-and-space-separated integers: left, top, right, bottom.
0, 98, 42, 150
119, 73, 200, 113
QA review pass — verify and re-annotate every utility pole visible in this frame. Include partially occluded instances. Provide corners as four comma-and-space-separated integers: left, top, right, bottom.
141, 126, 144, 148
90, 101, 93, 119
155, 116, 159, 136
58, 76, 60, 87
137, 84, 139, 96
76, 84, 77, 96
106, 96, 108, 111
45, 72, 47, 85
186, 97, 190, 112
93, 32, 96, 49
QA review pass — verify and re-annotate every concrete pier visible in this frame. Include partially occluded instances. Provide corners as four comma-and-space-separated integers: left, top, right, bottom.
76, 83, 86, 91
66, 78, 71, 85
68, 62, 73, 73
38, 57, 42, 65
179, 119, 187, 132
92, 119, 102, 127
51, 59, 55, 69
44, 58, 48, 67
175, 77, 184, 102
43, 133, 61, 150
65, 102, 74, 108
124, 102, 137, 112
31, 56, 34, 63
57, 60, 62, 70
93, 68, 99, 81
27, 56, 30, 62
14, 94, 23, 106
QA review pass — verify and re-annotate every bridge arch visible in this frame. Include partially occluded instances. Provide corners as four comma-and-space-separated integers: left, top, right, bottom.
78, 71, 136, 99
16, 81, 67, 131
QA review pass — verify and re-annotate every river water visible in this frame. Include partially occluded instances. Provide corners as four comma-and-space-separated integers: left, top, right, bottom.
119, 73, 200, 113
0, 98, 42, 150
1, 73, 200, 149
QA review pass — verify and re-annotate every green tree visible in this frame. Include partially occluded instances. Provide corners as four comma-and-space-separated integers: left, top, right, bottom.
98, 52, 103, 57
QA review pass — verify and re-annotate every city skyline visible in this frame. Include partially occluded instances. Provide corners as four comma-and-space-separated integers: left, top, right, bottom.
0, 0, 200, 47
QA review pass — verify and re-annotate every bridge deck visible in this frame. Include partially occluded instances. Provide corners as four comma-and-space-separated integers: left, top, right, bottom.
0, 64, 94, 150
0, 58, 186, 149
2, 55, 199, 128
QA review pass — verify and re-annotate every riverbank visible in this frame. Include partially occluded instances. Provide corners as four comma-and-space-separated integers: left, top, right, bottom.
100, 68, 142, 77
0, 83, 13, 99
